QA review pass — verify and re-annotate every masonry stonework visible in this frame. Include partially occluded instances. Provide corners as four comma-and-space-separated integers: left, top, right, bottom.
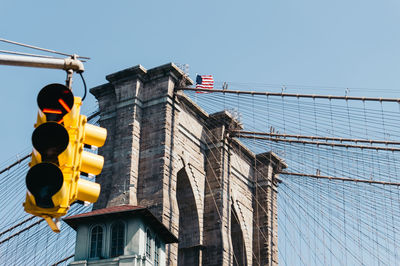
90, 63, 286, 266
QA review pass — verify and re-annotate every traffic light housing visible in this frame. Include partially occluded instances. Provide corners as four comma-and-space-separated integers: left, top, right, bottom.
24, 83, 107, 232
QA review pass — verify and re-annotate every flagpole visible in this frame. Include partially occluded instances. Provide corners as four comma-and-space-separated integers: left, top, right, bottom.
195, 72, 198, 103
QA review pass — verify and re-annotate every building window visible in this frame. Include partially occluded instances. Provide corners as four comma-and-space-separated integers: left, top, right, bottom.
110, 221, 125, 258
146, 229, 152, 259
154, 237, 160, 266
89, 225, 103, 259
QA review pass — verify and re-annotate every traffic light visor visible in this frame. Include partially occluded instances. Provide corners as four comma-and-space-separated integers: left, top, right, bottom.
81, 151, 105, 175
77, 178, 101, 203
26, 163, 64, 208
84, 123, 107, 147
37, 83, 74, 122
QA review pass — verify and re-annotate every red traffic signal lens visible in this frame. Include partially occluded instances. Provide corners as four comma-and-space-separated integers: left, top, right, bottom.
37, 84, 74, 122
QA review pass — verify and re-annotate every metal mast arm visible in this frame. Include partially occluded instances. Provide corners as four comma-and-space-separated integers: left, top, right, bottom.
0, 54, 84, 72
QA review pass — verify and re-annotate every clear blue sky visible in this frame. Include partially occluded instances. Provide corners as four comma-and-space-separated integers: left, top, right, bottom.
1, 0, 400, 163
1, 2, 400, 265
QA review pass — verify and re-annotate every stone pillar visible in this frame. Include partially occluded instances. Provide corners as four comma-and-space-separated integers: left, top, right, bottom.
135, 64, 188, 266
90, 63, 192, 266
253, 152, 286, 266
90, 65, 147, 208
201, 112, 242, 266
90, 62, 286, 266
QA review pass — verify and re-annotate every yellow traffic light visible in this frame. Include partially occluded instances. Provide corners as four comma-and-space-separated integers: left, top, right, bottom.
24, 83, 107, 232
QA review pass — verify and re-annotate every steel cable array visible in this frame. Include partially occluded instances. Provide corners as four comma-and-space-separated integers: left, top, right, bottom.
1, 83, 400, 265
182, 85, 400, 266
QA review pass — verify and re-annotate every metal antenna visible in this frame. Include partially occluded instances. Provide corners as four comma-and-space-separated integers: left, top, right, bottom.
176, 63, 190, 75
175, 63, 190, 88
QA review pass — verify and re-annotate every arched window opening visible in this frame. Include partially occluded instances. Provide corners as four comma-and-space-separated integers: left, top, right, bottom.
231, 207, 247, 266
176, 168, 200, 266
146, 229, 152, 259
89, 225, 103, 259
110, 221, 125, 258
154, 237, 160, 266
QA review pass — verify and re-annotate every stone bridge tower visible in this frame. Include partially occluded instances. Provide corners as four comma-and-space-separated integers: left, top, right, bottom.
90, 63, 286, 266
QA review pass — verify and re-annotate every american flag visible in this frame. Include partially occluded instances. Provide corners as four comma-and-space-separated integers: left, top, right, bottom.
195, 75, 214, 91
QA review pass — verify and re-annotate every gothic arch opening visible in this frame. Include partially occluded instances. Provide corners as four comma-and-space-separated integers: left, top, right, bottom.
231, 206, 247, 266
176, 168, 200, 266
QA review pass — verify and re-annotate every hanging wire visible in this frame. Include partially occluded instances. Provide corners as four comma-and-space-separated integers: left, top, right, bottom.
0, 50, 64, 59
79, 72, 87, 101
0, 38, 90, 59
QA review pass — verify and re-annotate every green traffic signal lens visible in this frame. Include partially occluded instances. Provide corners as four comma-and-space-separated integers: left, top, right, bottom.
26, 162, 64, 208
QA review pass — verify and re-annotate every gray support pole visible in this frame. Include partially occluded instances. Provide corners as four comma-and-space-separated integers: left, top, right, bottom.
0, 54, 84, 72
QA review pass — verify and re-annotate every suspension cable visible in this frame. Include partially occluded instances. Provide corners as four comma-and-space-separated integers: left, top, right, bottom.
177, 87, 400, 103
0, 219, 44, 245
0, 216, 35, 238
50, 254, 74, 266
233, 134, 400, 151
231, 130, 400, 145
0, 153, 30, 175
282, 172, 400, 186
